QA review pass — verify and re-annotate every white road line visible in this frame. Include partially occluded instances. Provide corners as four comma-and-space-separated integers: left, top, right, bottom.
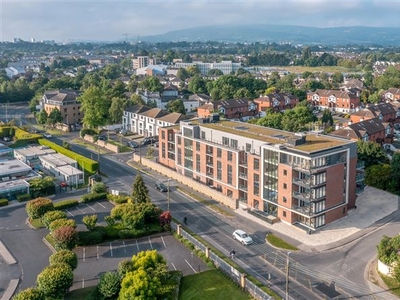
96, 201, 106, 209
171, 262, 177, 270
77, 207, 86, 214
86, 204, 96, 211
136, 239, 140, 251
185, 259, 197, 273
65, 209, 74, 217
161, 236, 166, 248
148, 237, 153, 249
110, 243, 113, 257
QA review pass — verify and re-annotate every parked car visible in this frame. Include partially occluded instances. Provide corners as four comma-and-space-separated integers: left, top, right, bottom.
155, 182, 168, 192
232, 229, 253, 245
127, 141, 139, 148
98, 135, 107, 141
43, 133, 52, 138
3, 137, 11, 142
141, 135, 159, 146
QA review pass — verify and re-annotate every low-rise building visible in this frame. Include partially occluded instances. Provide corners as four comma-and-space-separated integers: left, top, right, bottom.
0, 159, 40, 182
39, 154, 77, 176
350, 103, 397, 124
197, 99, 257, 120
55, 165, 84, 186
14, 146, 56, 169
254, 92, 299, 114
382, 88, 400, 102
307, 89, 361, 113
0, 179, 30, 200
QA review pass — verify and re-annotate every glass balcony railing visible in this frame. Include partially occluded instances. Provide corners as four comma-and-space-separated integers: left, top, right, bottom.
239, 185, 248, 191
238, 172, 248, 179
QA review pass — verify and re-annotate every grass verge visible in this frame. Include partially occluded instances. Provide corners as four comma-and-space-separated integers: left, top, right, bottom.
65, 286, 97, 300
71, 139, 109, 154
266, 234, 298, 251
106, 140, 131, 152
45, 233, 56, 248
176, 186, 234, 217
179, 269, 251, 300
30, 218, 44, 229
282, 65, 361, 74
380, 273, 400, 297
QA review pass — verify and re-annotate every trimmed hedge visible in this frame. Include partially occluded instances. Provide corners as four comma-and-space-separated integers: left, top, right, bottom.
13, 128, 42, 148
0, 198, 9, 207
54, 199, 79, 210
16, 193, 31, 202
38, 138, 99, 175
106, 194, 129, 204
77, 230, 104, 246
82, 192, 107, 203
0, 126, 12, 138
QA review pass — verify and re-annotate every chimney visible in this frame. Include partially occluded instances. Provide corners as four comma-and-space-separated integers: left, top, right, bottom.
348, 120, 352, 125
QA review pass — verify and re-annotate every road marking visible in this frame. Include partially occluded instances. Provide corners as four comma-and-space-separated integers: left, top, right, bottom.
65, 209, 74, 217
110, 243, 113, 257
171, 262, 177, 270
77, 207, 86, 214
83, 248, 86, 262
86, 204, 96, 211
161, 236, 166, 248
148, 237, 153, 249
96, 201, 106, 209
185, 259, 197, 273
123, 241, 127, 253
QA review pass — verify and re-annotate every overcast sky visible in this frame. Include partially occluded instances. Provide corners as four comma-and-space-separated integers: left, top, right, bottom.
1, 0, 400, 42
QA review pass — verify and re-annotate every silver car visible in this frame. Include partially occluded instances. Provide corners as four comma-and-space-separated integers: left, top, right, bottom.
232, 229, 253, 245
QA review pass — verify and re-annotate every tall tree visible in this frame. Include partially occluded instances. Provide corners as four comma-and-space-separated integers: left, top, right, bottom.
79, 85, 111, 128
47, 108, 63, 126
357, 140, 388, 167
131, 174, 150, 203
37, 109, 48, 125
166, 99, 186, 114
257, 110, 283, 129
109, 97, 132, 124
320, 109, 334, 127
140, 76, 163, 92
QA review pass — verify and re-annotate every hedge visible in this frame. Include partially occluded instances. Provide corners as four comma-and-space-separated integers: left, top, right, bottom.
16, 193, 31, 202
38, 138, 99, 174
54, 199, 79, 210
82, 192, 107, 203
0, 198, 9, 207
0, 126, 12, 138
77, 230, 104, 246
13, 128, 42, 148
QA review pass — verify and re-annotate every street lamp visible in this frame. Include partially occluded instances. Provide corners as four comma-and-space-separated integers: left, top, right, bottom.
167, 178, 170, 211
286, 251, 291, 300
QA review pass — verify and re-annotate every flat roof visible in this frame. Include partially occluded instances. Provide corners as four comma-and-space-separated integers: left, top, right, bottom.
40, 153, 76, 166
0, 159, 32, 177
57, 165, 83, 176
193, 120, 352, 153
15, 146, 56, 157
0, 179, 30, 190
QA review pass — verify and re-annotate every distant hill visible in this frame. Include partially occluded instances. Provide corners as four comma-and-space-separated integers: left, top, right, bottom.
140, 24, 400, 45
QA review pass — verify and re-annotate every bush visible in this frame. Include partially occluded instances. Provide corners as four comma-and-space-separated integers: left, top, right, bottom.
36, 263, 73, 299
107, 194, 130, 204
0, 198, 8, 207
98, 271, 121, 298
118, 229, 146, 239
92, 182, 106, 194
49, 249, 78, 270
83, 214, 98, 231
118, 259, 134, 278
52, 226, 77, 250
26, 197, 54, 219
41, 210, 67, 228
104, 223, 125, 239
77, 230, 104, 246
49, 218, 76, 233
82, 192, 107, 203
54, 199, 79, 209
16, 193, 31, 202
11, 287, 44, 300
80, 128, 98, 138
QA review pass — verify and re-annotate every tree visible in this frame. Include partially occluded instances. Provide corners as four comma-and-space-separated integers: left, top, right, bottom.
234, 87, 251, 99
159, 211, 172, 231
177, 68, 190, 80
83, 214, 98, 231
131, 94, 145, 105
49, 250, 78, 270
357, 140, 388, 167
52, 226, 77, 250
47, 108, 63, 127
49, 218, 77, 233
12, 287, 44, 300
208, 69, 224, 77
281, 105, 313, 132
118, 259, 134, 278
140, 77, 163, 93
79, 85, 111, 129
166, 99, 186, 114
26, 197, 54, 219
92, 182, 107, 193
257, 111, 283, 129
29, 177, 55, 197
41, 210, 67, 228
390, 152, 400, 192
186, 65, 201, 76
131, 250, 168, 283
98, 271, 121, 299
320, 109, 334, 127
131, 174, 150, 203
102, 64, 120, 80
36, 109, 48, 125
119, 268, 161, 300
36, 263, 73, 299
188, 74, 207, 94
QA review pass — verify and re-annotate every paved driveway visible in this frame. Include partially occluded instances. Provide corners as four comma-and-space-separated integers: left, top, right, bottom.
71, 234, 208, 290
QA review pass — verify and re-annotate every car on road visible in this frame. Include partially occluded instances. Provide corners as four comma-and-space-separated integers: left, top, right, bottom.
127, 141, 139, 148
3, 136, 11, 142
98, 135, 107, 141
43, 133, 52, 138
155, 182, 168, 192
232, 229, 253, 245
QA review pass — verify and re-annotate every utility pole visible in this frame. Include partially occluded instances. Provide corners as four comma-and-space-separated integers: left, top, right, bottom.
286, 252, 291, 300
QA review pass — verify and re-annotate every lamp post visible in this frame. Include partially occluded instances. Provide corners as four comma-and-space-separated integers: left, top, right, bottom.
286, 251, 291, 300
167, 178, 170, 211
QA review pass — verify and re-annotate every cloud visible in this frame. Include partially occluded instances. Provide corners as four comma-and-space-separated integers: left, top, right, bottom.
1, 0, 400, 42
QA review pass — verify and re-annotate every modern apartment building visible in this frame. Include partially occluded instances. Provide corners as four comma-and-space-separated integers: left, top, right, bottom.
158, 118, 363, 231
132, 56, 156, 69
173, 61, 242, 75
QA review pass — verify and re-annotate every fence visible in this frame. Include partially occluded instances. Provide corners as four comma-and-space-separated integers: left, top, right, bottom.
174, 222, 272, 300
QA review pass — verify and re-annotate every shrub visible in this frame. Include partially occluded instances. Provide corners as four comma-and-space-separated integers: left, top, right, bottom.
16, 193, 31, 202
54, 199, 79, 209
92, 182, 106, 194
80, 128, 98, 138
36, 263, 73, 299
11, 287, 44, 300
49, 250, 78, 270
81, 192, 107, 203
49, 218, 76, 233
107, 194, 129, 204
118, 229, 145, 239
0, 198, 8, 207
104, 223, 124, 239
118, 259, 134, 278
41, 210, 67, 228
98, 271, 121, 298
77, 230, 104, 246
52, 226, 77, 250
83, 214, 98, 231
26, 197, 54, 219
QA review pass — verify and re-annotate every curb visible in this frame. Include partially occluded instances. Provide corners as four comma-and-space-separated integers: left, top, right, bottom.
42, 236, 57, 253
1, 279, 20, 300
0, 239, 17, 265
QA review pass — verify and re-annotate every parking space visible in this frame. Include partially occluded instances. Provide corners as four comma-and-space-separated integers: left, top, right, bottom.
71, 234, 209, 291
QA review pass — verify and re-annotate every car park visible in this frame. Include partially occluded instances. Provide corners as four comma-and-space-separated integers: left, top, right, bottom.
232, 229, 253, 245
127, 141, 139, 148
155, 182, 168, 192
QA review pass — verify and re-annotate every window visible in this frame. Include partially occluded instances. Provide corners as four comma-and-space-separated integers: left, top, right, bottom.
283, 211, 287, 217
196, 142, 200, 151
217, 148, 222, 158
161, 131, 165, 139
246, 143, 251, 152
222, 137, 229, 146
227, 189, 233, 197
177, 149, 182, 166
254, 158, 259, 170
253, 174, 259, 196
230, 139, 238, 148
315, 215, 325, 227
283, 170, 287, 176
283, 183, 287, 189
217, 161, 222, 180
161, 143, 166, 158
314, 200, 325, 213
227, 165, 232, 185
177, 136, 181, 144
201, 131, 205, 139
283, 197, 287, 203
228, 151, 233, 161
196, 154, 201, 172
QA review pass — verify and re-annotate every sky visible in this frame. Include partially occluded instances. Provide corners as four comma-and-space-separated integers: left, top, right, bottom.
1, 0, 400, 42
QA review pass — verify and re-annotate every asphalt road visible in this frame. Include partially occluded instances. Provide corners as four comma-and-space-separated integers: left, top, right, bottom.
0, 104, 31, 127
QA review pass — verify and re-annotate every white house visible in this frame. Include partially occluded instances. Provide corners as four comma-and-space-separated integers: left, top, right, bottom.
55, 165, 84, 186
39, 153, 77, 176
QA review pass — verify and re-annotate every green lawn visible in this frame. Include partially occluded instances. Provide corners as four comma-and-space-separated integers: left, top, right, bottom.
179, 269, 252, 300
381, 273, 400, 298
71, 139, 109, 154
65, 286, 97, 300
266, 234, 298, 251
30, 218, 44, 229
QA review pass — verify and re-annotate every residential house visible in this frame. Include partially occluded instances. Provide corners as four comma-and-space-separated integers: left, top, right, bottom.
254, 92, 299, 115
307, 89, 361, 113
341, 78, 364, 91
350, 103, 396, 124
158, 118, 362, 231
382, 88, 400, 102
197, 99, 258, 120
189, 94, 212, 105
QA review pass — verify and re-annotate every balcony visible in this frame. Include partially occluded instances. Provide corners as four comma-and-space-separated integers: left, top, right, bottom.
356, 161, 365, 170
293, 191, 311, 201
206, 160, 214, 167
239, 185, 248, 191
238, 172, 247, 179
292, 204, 312, 215
239, 161, 248, 167
239, 196, 248, 203
293, 176, 326, 188
356, 172, 365, 182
